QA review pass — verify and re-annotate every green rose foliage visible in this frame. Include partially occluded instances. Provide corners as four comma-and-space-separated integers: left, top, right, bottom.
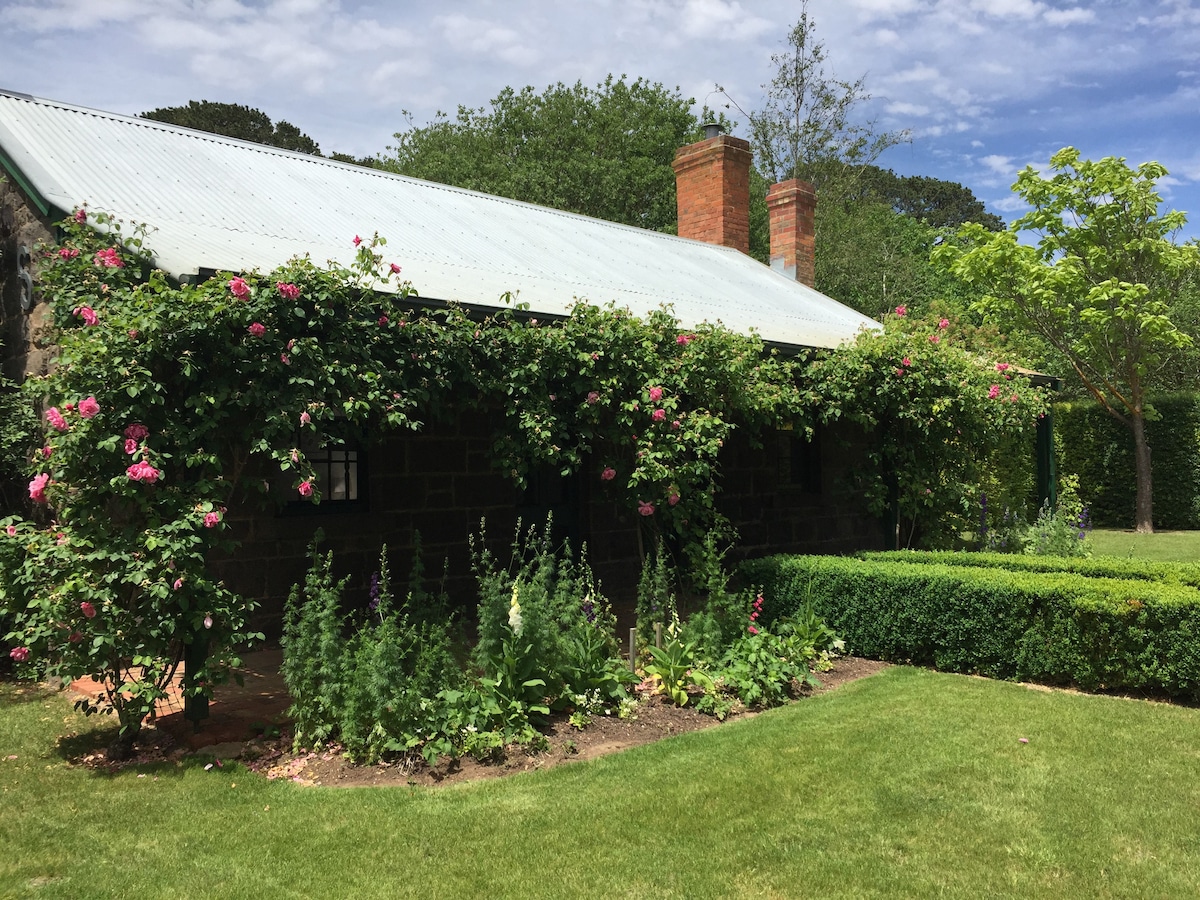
804, 311, 1049, 547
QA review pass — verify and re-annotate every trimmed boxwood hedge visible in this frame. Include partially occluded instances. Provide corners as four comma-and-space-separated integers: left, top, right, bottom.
738, 553, 1200, 699
859, 550, 1200, 589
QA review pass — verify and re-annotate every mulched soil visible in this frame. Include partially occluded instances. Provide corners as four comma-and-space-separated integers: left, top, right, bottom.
60, 656, 889, 788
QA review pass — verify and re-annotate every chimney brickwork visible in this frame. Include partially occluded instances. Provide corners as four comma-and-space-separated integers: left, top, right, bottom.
671, 134, 753, 255
766, 179, 817, 288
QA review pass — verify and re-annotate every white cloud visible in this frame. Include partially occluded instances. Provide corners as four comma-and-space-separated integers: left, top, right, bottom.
677, 0, 775, 40
1043, 7, 1094, 26
980, 154, 1016, 176
887, 100, 931, 116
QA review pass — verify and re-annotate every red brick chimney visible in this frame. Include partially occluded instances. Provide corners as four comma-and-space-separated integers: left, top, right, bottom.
765, 179, 817, 288
672, 128, 752, 255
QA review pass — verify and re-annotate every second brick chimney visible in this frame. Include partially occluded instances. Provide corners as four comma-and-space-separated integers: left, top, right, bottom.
765, 179, 817, 288
672, 130, 753, 255
673, 129, 818, 290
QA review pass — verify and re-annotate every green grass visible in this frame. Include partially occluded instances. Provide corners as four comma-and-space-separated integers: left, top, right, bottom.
6, 669, 1200, 898
1090, 527, 1200, 562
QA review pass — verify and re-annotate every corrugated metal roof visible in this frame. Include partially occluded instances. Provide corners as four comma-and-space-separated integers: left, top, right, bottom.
0, 89, 879, 350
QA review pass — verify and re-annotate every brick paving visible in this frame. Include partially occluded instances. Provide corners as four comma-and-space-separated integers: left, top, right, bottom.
68, 647, 290, 750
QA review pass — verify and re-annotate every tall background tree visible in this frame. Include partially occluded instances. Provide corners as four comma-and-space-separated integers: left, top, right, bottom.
935, 147, 1200, 533
381, 75, 710, 232
141, 100, 375, 166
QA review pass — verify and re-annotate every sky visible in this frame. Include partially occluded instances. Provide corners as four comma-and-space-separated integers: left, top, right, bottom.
2, 0, 1199, 237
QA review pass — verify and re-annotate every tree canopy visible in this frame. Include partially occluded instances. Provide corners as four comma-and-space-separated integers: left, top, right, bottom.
141, 101, 323, 155
380, 75, 708, 232
935, 146, 1200, 532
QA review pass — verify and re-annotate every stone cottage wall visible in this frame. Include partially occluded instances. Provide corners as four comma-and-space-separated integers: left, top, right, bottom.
0, 177, 55, 381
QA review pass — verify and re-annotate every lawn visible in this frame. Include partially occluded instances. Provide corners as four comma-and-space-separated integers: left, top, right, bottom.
1090, 527, 1200, 562
4, 666, 1200, 898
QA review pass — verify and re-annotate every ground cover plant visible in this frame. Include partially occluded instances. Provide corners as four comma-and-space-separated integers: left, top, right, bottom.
7, 666, 1200, 897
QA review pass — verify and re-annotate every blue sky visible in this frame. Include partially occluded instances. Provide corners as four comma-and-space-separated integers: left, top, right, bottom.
2, 0, 1199, 238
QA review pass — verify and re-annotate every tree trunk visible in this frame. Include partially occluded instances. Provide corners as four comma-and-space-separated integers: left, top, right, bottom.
1131, 411, 1154, 533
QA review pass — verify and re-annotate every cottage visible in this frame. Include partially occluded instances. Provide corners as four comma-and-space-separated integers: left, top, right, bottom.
0, 89, 883, 626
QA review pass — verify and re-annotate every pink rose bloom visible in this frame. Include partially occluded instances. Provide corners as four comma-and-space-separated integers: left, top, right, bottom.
277, 282, 300, 300
637, 500, 655, 517
128, 329, 139, 339
353, 235, 362, 246
988, 384, 1002, 400
124, 438, 139, 455
280, 353, 290, 365
45, 407, 69, 432
648, 386, 663, 402
1010, 394, 1020, 403
204, 615, 214, 630
229, 276, 251, 299
56, 532, 68, 546
902, 357, 911, 367
124, 423, 149, 441
894, 305, 907, 317
41, 446, 52, 459
94, 248, 124, 268
300, 411, 311, 426
652, 408, 666, 422
587, 391, 600, 405
248, 322, 266, 337
668, 492, 680, 506
939, 318, 950, 330
378, 315, 389, 326
671, 419, 680, 430
59, 247, 80, 260
126, 461, 162, 484
78, 396, 100, 419
9, 646, 29, 663
601, 467, 616, 482
74, 209, 87, 224
676, 333, 695, 346
928, 333, 941, 344
5, 524, 16, 537
298, 480, 314, 498
173, 577, 184, 591
389, 263, 401, 274
68, 631, 83, 643
80, 601, 96, 619
29, 473, 50, 504
996, 362, 1010, 372
895, 368, 905, 377
747, 625, 759, 635
203, 511, 221, 528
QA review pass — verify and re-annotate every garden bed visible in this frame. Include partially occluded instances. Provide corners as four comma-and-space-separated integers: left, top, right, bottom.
64, 656, 887, 788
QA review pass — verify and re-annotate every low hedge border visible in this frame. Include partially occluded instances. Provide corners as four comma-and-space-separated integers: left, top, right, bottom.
859, 550, 1200, 589
738, 554, 1200, 699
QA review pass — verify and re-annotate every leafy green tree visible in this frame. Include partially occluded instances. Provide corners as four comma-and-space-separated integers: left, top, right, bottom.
854, 166, 1004, 231
141, 100, 323, 155
935, 147, 1200, 532
381, 75, 709, 231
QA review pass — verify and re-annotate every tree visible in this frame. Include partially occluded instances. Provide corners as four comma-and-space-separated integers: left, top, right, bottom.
381, 75, 710, 232
742, 1, 909, 202
141, 101, 323, 155
935, 147, 1200, 532
854, 166, 1004, 231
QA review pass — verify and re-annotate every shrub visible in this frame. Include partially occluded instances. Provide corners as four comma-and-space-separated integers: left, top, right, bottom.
739, 553, 1200, 698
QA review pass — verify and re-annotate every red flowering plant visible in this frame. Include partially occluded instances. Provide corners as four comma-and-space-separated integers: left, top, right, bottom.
802, 311, 1049, 548
0, 216, 430, 756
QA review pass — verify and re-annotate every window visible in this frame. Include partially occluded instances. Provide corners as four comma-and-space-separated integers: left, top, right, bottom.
281, 429, 368, 514
777, 426, 822, 495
